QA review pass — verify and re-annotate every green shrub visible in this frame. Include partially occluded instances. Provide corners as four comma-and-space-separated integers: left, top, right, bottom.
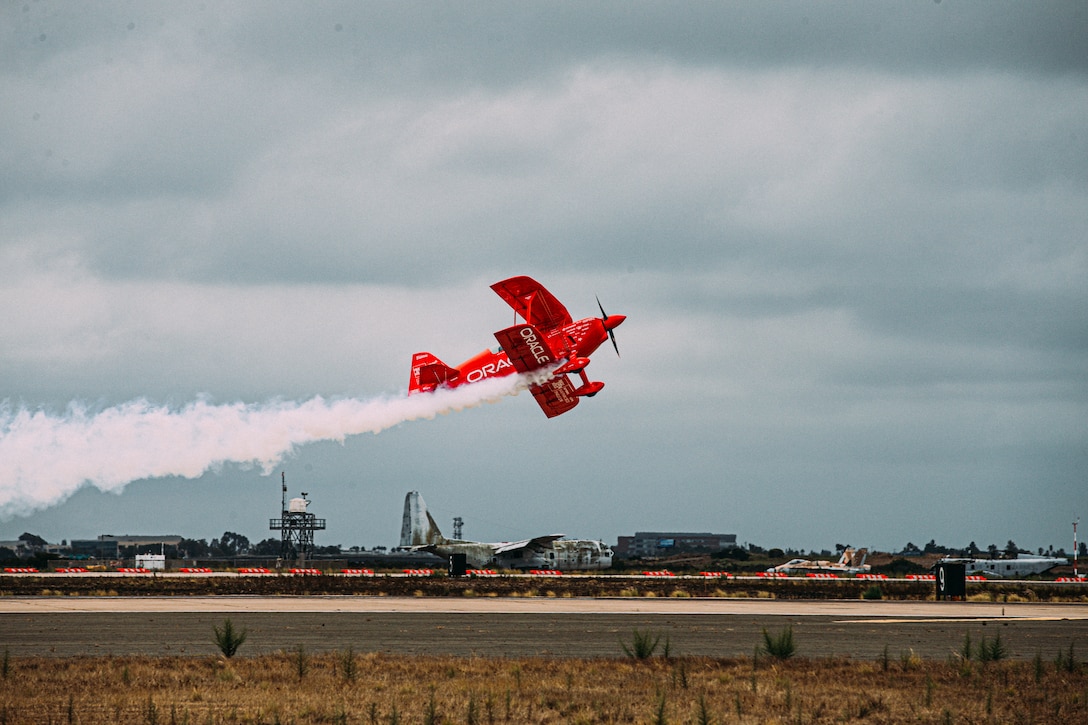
977, 633, 1008, 662
423, 689, 438, 725
465, 693, 477, 725
212, 618, 247, 658
652, 692, 668, 724
622, 629, 663, 659
761, 625, 796, 660
958, 632, 972, 661
338, 646, 357, 682
294, 644, 308, 680
1056, 640, 1078, 673
694, 693, 712, 725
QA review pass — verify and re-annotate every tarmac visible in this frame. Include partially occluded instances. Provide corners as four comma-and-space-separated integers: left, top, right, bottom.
3, 597, 1087, 660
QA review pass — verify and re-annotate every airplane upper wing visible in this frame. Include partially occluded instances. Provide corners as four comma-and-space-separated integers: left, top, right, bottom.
491, 276, 572, 332
493, 534, 564, 555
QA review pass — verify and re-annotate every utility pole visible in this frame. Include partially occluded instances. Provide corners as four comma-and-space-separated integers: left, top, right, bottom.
1074, 518, 1080, 578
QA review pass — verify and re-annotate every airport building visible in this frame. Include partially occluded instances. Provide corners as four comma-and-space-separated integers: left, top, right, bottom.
615, 531, 737, 558
0, 540, 33, 557
70, 535, 183, 559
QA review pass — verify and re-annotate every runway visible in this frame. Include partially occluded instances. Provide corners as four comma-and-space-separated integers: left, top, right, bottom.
3, 597, 1086, 660
4, 595, 1088, 617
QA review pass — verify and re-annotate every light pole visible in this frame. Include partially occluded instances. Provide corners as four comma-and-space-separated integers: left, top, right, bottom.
1075, 518, 1080, 578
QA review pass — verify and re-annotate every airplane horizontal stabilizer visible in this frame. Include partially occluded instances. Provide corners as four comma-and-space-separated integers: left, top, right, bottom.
409, 352, 460, 394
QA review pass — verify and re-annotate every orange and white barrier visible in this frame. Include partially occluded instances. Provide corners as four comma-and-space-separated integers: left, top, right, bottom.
700, 571, 734, 578
179, 567, 211, 573
238, 567, 272, 574
3, 567, 39, 573
341, 568, 375, 575
529, 569, 562, 576
757, 572, 787, 578
1056, 576, 1087, 582
467, 569, 498, 576
805, 572, 839, 579
906, 574, 936, 581
857, 573, 888, 580
642, 570, 675, 577
55, 567, 87, 573
290, 568, 321, 575
117, 567, 150, 573
403, 569, 434, 576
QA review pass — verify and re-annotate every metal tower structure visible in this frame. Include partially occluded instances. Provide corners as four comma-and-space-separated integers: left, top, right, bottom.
270, 472, 326, 562
453, 516, 464, 540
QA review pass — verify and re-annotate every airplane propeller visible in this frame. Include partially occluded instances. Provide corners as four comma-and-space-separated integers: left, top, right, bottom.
596, 296, 624, 357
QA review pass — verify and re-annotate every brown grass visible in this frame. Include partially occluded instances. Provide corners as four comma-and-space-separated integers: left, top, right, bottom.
1, 650, 1085, 724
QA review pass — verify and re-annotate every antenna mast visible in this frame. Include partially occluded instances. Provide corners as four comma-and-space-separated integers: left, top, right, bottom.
270, 472, 326, 563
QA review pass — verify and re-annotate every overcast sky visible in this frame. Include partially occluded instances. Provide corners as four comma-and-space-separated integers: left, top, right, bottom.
2, 2, 1085, 556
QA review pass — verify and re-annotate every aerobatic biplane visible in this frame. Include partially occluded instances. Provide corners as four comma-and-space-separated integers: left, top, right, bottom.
408, 276, 625, 418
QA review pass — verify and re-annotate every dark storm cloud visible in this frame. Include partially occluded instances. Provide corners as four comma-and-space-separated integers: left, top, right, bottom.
215, 2, 1088, 83
4, 2, 1085, 286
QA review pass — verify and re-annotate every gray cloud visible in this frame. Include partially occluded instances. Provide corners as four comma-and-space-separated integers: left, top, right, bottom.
1, 2, 1084, 554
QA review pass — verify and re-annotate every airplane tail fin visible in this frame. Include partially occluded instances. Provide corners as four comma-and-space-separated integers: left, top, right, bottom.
409, 352, 460, 394
400, 491, 447, 547
840, 548, 868, 568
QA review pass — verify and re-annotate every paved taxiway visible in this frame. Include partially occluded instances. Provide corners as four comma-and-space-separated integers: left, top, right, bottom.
3, 597, 1086, 659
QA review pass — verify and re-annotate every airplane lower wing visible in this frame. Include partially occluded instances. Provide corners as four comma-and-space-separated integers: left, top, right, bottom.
530, 377, 580, 418
494, 324, 581, 417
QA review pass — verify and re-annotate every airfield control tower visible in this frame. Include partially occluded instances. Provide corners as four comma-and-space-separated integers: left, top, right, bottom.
269, 472, 326, 562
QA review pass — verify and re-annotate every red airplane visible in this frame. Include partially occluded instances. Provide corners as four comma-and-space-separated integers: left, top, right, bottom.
409, 276, 626, 418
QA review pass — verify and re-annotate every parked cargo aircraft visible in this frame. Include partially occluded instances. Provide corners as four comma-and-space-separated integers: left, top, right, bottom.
767, 548, 871, 575
938, 555, 1068, 578
409, 276, 625, 417
399, 491, 613, 570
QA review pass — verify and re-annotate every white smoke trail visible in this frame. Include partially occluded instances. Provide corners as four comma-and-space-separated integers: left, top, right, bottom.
0, 373, 543, 520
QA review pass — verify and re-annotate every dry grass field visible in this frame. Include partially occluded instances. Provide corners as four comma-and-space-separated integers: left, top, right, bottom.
2, 643, 1085, 724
